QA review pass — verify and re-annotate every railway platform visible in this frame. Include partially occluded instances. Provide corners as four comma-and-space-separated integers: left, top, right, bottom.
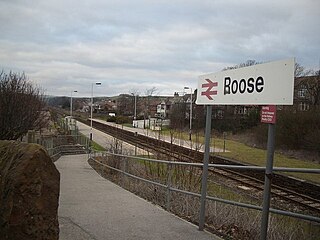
56, 154, 221, 240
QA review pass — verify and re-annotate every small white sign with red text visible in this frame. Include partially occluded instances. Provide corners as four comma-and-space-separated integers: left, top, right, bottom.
261, 105, 277, 124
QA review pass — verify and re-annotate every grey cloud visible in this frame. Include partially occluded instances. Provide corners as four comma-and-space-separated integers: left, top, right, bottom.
0, 0, 319, 97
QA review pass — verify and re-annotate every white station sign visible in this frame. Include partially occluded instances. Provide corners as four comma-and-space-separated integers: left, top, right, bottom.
196, 58, 294, 105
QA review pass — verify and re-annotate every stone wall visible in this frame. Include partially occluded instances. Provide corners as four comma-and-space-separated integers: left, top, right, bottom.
0, 141, 60, 240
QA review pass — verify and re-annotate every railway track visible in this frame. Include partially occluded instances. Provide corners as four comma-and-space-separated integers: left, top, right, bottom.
79, 117, 320, 216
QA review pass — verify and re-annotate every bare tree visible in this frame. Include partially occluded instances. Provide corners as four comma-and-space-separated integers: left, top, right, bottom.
169, 100, 187, 158
145, 87, 158, 96
224, 60, 311, 78
169, 101, 186, 132
34, 110, 51, 135
301, 70, 320, 106
0, 71, 45, 140
222, 60, 262, 71
295, 62, 319, 106
143, 87, 158, 128
294, 62, 313, 77
129, 89, 140, 118
116, 94, 132, 116
295, 62, 305, 77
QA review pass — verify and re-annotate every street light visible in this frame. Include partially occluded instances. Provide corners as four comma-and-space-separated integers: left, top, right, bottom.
184, 87, 193, 141
90, 82, 102, 142
131, 93, 137, 128
70, 90, 78, 117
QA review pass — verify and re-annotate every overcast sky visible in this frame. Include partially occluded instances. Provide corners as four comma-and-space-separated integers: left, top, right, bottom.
1, 0, 319, 97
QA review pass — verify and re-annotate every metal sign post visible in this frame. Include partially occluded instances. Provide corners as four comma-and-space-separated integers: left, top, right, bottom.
260, 120, 276, 239
199, 105, 212, 231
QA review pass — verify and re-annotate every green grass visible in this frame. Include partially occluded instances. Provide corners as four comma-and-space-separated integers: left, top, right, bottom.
91, 141, 106, 151
95, 115, 108, 121
130, 156, 258, 204
160, 130, 320, 184
207, 180, 260, 205
78, 132, 106, 151
214, 138, 320, 183
122, 123, 133, 128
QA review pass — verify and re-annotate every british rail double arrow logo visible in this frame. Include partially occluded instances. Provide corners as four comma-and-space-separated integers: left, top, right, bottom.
201, 79, 218, 100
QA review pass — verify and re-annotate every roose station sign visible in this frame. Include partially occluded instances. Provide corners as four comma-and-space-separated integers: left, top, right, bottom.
196, 58, 294, 105
196, 59, 295, 237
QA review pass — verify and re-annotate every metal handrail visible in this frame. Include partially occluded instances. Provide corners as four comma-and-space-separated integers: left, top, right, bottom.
90, 151, 320, 224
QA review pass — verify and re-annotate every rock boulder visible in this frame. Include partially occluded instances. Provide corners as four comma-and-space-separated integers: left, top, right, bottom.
0, 141, 60, 240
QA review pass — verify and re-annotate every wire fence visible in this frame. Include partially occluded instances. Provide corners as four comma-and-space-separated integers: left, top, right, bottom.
90, 150, 320, 239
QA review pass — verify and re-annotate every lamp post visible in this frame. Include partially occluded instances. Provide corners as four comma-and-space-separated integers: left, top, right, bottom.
90, 82, 102, 142
70, 90, 78, 117
132, 93, 137, 127
184, 87, 193, 141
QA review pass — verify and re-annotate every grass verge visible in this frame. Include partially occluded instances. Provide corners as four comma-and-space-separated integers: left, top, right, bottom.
91, 140, 106, 151
78, 132, 106, 151
160, 130, 320, 184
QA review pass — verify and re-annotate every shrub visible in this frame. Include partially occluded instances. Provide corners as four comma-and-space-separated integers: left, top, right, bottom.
106, 116, 116, 122
254, 108, 320, 153
106, 116, 130, 124
115, 116, 130, 124
0, 71, 45, 140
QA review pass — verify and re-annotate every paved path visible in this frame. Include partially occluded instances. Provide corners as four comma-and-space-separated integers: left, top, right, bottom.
56, 154, 221, 240
77, 121, 149, 155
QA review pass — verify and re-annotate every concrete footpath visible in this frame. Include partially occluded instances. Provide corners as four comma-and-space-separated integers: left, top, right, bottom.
76, 121, 148, 155
56, 154, 221, 240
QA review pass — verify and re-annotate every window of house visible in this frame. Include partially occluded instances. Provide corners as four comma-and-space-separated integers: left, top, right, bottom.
217, 110, 224, 119
298, 86, 308, 98
234, 106, 245, 115
299, 102, 309, 111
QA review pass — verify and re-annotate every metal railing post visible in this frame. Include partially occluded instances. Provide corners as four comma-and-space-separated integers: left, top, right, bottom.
166, 162, 173, 211
199, 105, 212, 231
260, 123, 276, 240
122, 156, 127, 187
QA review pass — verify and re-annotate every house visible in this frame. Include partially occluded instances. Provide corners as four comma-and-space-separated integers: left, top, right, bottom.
156, 99, 172, 119
294, 75, 320, 111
